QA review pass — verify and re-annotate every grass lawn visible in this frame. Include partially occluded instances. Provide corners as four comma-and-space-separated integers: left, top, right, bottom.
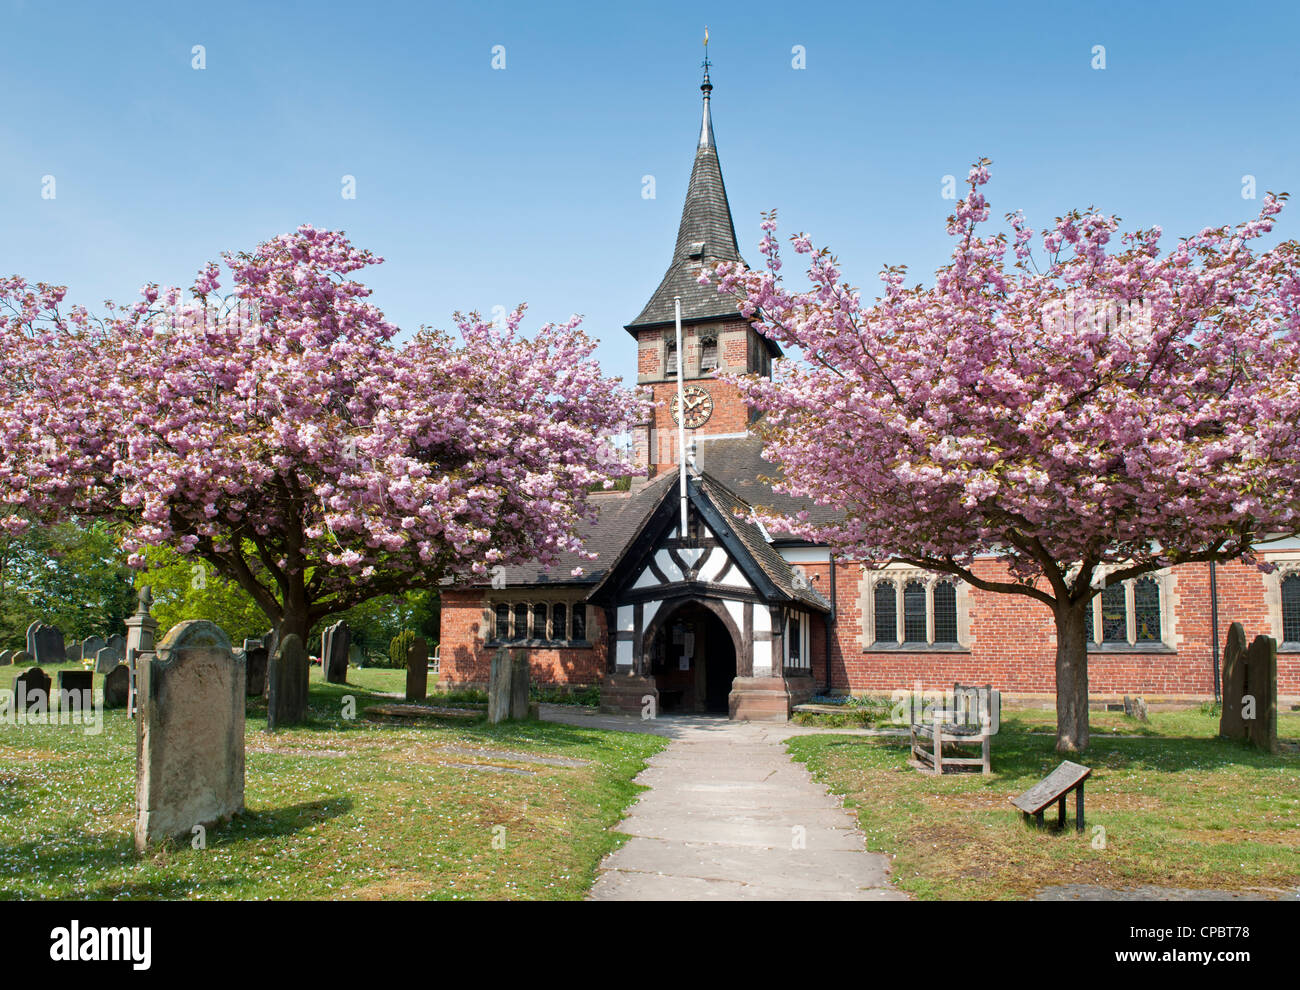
786, 707, 1300, 900
0, 661, 664, 900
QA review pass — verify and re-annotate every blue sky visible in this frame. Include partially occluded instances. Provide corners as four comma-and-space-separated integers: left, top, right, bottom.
3, 0, 1298, 384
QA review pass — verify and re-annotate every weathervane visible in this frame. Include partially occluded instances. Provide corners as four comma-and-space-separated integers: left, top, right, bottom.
702, 27, 711, 89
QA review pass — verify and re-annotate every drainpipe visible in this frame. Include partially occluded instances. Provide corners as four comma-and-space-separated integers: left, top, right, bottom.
824, 551, 836, 694
1209, 560, 1221, 702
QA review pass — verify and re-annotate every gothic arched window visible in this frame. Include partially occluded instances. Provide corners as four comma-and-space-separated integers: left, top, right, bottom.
1100, 584, 1127, 643
1282, 574, 1300, 644
512, 603, 528, 642
495, 604, 510, 641
551, 603, 566, 643
933, 581, 958, 644
903, 581, 927, 643
873, 581, 897, 644
1134, 577, 1161, 642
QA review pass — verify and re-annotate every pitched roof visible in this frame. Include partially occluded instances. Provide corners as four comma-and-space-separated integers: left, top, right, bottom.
692, 435, 844, 532
626, 77, 752, 334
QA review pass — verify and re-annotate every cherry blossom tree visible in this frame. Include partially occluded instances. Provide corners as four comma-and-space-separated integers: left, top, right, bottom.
710, 162, 1300, 751
0, 226, 637, 644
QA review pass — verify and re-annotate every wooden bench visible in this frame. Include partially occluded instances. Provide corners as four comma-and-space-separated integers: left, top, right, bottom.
1010, 760, 1091, 833
909, 682, 998, 775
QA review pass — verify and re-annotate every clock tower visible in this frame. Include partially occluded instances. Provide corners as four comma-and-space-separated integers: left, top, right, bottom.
627, 59, 781, 475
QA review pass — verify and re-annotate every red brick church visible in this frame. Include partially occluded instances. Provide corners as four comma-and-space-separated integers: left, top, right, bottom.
438, 68, 1300, 718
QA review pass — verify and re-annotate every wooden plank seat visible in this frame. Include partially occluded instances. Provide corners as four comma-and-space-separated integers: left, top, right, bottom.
909, 682, 999, 775
1010, 760, 1091, 833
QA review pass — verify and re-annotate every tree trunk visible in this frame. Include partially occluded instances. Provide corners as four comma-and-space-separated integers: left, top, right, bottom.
1053, 600, 1091, 752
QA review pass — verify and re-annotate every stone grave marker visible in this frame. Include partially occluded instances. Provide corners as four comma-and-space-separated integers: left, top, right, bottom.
103, 664, 130, 709
243, 638, 268, 697
12, 651, 32, 668
95, 646, 123, 675
321, 620, 350, 684
81, 635, 106, 665
405, 636, 429, 702
488, 647, 530, 724
1219, 622, 1249, 740
267, 633, 309, 731
135, 620, 245, 852
11, 667, 51, 715
66, 642, 83, 663
30, 623, 66, 664
1244, 634, 1278, 754
56, 670, 93, 712
0, 650, 11, 666
25, 621, 40, 657
105, 633, 126, 658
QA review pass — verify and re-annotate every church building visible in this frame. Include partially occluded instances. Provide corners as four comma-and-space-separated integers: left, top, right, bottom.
438, 66, 1300, 718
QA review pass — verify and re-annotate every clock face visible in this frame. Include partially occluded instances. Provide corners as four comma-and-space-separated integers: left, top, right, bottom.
671, 385, 713, 428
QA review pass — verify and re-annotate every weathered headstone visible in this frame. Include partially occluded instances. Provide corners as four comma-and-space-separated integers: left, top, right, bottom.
81, 635, 106, 664
56, 670, 93, 712
1132, 696, 1149, 721
267, 633, 309, 731
405, 636, 429, 702
1219, 622, 1249, 740
95, 647, 123, 675
321, 620, 350, 684
243, 638, 268, 697
30, 623, 66, 664
66, 643, 82, 663
12, 651, 32, 667
1244, 634, 1278, 754
103, 664, 130, 709
0, 650, 11, 666
11, 667, 51, 715
135, 620, 245, 852
105, 633, 126, 658
488, 647, 530, 724
25, 621, 40, 658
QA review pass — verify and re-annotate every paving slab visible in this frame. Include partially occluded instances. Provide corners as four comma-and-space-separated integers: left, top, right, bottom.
554, 708, 906, 901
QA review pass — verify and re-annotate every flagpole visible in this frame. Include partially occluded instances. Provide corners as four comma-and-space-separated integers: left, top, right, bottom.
675, 296, 688, 536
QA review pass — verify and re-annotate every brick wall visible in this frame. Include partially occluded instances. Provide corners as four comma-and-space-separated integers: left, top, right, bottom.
438, 589, 608, 688
800, 556, 1299, 699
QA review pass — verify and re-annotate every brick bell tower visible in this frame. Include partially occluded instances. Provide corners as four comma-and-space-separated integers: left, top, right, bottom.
627, 55, 781, 476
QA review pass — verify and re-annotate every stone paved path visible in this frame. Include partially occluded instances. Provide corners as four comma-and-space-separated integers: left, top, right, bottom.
538, 706, 906, 901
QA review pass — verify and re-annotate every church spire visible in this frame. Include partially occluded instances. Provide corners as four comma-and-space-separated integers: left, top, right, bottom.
625, 39, 743, 332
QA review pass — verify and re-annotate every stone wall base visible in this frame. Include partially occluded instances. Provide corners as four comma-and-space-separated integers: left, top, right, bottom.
729, 677, 793, 722
600, 674, 657, 717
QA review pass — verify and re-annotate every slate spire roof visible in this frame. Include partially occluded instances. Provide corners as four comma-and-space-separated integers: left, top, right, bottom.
626, 64, 746, 333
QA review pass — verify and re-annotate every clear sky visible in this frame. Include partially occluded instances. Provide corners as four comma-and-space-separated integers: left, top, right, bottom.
3, 0, 1298, 385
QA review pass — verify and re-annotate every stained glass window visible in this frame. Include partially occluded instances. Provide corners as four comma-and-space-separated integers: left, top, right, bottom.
874, 582, 897, 644
904, 581, 927, 643
1084, 598, 1095, 643
1134, 578, 1161, 643
1101, 583, 1127, 643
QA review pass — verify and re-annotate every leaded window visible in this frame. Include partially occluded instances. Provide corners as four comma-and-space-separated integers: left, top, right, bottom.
933, 581, 958, 643
1084, 599, 1094, 642
551, 603, 566, 643
1134, 577, 1161, 643
532, 603, 548, 641
1100, 583, 1127, 643
495, 604, 510, 641
903, 581, 927, 643
512, 603, 528, 642
789, 615, 801, 663
572, 604, 587, 642
874, 582, 897, 644
1283, 574, 1300, 643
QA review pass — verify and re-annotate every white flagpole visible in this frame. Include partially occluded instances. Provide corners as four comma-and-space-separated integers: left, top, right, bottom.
675, 296, 688, 536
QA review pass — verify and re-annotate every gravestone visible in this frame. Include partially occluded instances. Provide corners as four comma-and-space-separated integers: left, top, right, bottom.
405, 636, 429, 702
267, 634, 309, 731
11, 667, 51, 715
1219, 622, 1249, 740
103, 664, 130, 709
243, 639, 268, 697
81, 635, 106, 665
95, 646, 123, 675
12, 651, 32, 667
30, 623, 66, 664
321, 621, 350, 684
0, 650, 11, 666
134, 620, 245, 852
488, 647, 530, 724
66, 643, 82, 663
1244, 634, 1278, 754
105, 633, 126, 658
56, 670, 93, 712
25, 621, 40, 657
